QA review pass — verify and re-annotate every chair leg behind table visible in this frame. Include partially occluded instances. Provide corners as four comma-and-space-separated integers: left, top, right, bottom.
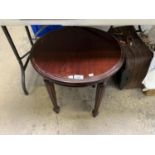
92, 80, 107, 117
25, 26, 33, 46
44, 79, 60, 113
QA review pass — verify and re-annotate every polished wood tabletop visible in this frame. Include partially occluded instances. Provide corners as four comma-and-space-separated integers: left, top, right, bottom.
30, 26, 123, 86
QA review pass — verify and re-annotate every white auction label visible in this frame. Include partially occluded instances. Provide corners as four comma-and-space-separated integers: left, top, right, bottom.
74, 75, 84, 80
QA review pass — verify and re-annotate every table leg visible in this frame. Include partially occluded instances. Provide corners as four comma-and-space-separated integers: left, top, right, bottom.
44, 79, 60, 113
92, 80, 107, 117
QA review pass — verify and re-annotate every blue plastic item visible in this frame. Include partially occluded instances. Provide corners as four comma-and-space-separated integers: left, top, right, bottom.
31, 25, 64, 37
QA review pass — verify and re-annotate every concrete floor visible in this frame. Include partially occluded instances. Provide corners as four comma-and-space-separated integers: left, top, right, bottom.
0, 26, 155, 134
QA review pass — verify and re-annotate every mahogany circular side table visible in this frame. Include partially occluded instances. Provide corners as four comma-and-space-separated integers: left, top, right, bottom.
30, 26, 124, 117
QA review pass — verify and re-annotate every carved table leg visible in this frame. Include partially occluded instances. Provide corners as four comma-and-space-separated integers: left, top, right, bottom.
44, 79, 60, 113
92, 80, 107, 117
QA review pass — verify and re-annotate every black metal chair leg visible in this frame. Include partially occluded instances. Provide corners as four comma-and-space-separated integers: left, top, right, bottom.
21, 68, 29, 95
1, 26, 29, 95
25, 26, 33, 46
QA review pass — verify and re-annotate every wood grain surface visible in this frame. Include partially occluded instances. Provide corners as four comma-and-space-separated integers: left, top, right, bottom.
30, 26, 123, 86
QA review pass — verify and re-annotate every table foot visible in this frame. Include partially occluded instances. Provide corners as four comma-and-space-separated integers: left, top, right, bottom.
53, 106, 60, 114
92, 110, 98, 117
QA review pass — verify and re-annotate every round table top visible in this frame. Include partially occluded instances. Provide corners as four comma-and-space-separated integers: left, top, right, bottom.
30, 27, 123, 86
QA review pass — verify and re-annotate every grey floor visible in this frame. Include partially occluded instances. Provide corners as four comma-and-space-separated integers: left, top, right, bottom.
0, 26, 155, 134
